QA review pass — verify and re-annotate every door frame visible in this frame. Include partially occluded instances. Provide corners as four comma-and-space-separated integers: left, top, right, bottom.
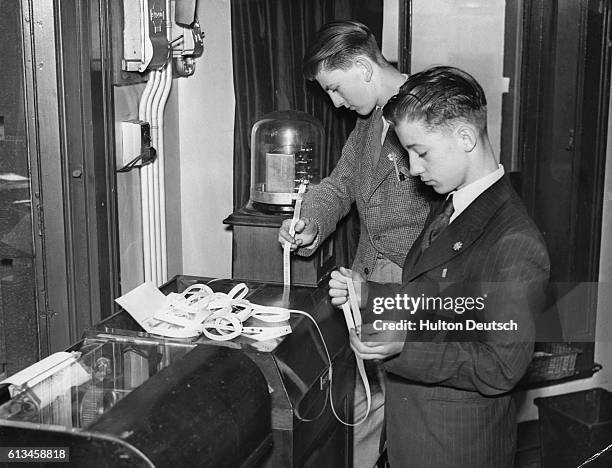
20, 0, 119, 356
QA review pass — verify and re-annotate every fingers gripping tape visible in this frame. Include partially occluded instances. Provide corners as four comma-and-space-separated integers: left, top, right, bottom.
283, 182, 308, 286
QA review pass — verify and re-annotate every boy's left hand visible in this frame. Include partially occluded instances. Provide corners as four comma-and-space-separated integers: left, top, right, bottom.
328, 267, 367, 307
348, 323, 406, 360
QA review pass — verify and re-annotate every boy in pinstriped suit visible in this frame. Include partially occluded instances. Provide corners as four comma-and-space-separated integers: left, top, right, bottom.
329, 66, 550, 467
278, 21, 433, 468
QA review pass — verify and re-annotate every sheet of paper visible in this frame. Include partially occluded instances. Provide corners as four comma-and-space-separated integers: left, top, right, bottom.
115, 282, 200, 339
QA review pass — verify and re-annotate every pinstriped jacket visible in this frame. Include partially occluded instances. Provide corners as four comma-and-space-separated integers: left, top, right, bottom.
297, 107, 432, 279
368, 176, 550, 468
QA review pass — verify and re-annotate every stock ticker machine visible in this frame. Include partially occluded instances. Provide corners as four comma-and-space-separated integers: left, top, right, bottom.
0, 112, 354, 467
223, 110, 336, 285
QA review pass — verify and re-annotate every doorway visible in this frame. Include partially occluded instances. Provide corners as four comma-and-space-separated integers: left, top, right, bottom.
515, 0, 611, 376
0, 1, 38, 378
0, 0, 119, 377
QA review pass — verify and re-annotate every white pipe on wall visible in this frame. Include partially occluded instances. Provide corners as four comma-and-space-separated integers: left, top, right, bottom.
136, 0, 174, 285
144, 69, 161, 284
138, 73, 156, 282
158, 0, 173, 283
150, 67, 167, 285
156, 63, 173, 283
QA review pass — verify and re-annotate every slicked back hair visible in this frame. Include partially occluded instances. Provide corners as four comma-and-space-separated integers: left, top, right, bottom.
303, 20, 386, 80
383, 66, 488, 135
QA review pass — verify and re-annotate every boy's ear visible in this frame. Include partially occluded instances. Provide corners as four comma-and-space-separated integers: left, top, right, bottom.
354, 57, 373, 82
456, 125, 477, 152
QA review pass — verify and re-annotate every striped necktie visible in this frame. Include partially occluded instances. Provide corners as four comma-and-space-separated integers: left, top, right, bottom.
421, 195, 455, 252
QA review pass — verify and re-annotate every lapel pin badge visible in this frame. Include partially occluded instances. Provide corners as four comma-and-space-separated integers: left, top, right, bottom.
387, 152, 405, 181
452, 241, 463, 251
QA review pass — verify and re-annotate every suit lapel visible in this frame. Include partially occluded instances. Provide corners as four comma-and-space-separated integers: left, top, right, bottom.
362, 128, 408, 202
359, 109, 383, 200
404, 176, 514, 282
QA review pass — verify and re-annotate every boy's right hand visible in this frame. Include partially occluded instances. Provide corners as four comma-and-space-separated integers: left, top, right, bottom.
278, 217, 318, 251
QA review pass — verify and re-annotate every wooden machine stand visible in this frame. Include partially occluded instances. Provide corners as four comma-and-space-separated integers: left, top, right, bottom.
224, 204, 336, 286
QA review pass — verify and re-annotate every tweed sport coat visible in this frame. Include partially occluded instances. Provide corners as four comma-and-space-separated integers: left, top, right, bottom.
297, 107, 432, 279
366, 176, 550, 468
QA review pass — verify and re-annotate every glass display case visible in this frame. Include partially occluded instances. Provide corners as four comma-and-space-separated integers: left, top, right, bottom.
0, 337, 195, 428
249, 110, 324, 209
0, 276, 355, 467
0, 332, 271, 467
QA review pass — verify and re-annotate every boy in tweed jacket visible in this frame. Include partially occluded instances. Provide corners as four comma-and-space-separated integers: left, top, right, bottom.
278, 21, 432, 468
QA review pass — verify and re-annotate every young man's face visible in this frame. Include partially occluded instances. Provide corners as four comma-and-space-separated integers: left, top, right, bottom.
395, 119, 470, 194
315, 63, 377, 116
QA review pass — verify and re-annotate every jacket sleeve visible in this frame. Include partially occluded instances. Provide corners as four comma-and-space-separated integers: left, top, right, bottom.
379, 231, 550, 395
296, 120, 364, 256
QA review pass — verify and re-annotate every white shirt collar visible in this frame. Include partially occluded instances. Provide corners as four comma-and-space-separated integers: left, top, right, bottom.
381, 116, 390, 145
449, 164, 505, 223
374, 106, 390, 144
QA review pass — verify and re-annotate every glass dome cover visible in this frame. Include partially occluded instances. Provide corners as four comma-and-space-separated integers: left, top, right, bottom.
249, 110, 324, 206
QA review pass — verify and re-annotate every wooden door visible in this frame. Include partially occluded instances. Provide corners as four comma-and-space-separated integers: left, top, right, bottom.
517, 0, 611, 378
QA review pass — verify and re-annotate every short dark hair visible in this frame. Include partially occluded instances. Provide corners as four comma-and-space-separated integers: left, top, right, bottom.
303, 20, 385, 80
383, 66, 488, 133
